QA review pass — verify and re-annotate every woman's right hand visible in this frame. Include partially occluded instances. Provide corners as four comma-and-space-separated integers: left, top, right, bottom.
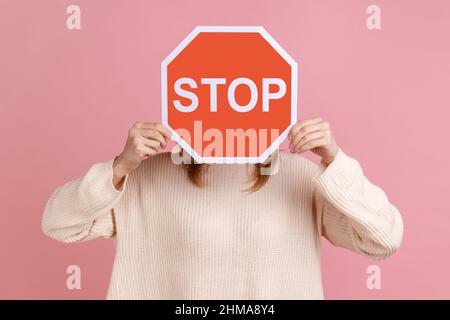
112, 122, 171, 188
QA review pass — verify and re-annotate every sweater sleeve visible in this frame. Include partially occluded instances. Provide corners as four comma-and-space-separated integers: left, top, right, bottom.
42, 159, 128, 243
312, 148, 404, 259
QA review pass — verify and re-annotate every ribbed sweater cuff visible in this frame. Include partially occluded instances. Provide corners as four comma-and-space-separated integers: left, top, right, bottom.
97, 158, 129, 197
312, 148, 362, 200
78, 158, 129, 214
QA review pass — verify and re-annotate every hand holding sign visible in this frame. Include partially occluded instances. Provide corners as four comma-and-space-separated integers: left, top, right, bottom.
113, 122, 171, 188
289, 118, 339, 166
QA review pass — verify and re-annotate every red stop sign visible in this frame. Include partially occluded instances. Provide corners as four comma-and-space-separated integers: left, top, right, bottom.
162, 26, 297, 163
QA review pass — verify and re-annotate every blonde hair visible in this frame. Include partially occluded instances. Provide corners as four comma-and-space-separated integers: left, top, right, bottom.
183, 156, 274, 192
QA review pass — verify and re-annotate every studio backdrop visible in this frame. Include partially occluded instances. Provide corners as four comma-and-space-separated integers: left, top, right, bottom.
1, 0, 449, 299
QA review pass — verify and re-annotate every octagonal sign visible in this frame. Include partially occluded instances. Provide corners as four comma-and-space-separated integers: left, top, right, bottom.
162, 26, 297, 163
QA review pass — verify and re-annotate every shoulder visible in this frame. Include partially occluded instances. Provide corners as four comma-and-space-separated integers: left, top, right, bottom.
260, 151, 320, 201
129, 152, 184, 182
272, 151, 321, 191
278, 151, 319, 178
142, 151, 175, 168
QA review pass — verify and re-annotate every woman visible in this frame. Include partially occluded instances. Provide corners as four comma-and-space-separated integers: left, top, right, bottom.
42, 117, 403, 299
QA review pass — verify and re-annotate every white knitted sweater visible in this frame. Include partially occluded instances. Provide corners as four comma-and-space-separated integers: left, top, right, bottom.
42, 149, 403, 299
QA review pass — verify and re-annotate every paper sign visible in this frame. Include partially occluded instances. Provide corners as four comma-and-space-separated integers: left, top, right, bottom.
162, 26, 297, 163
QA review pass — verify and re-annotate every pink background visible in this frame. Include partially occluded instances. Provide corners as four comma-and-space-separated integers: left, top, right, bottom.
1, 0, 450, 299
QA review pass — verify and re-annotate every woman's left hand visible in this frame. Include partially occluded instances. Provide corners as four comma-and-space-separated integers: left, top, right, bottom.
288, 117, 340, 167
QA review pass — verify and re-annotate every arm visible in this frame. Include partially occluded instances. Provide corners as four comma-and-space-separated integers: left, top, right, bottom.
42, 122, 171, 243
312, 149, 403, 259
41, 158, 128, 243
289, 117, 403, 259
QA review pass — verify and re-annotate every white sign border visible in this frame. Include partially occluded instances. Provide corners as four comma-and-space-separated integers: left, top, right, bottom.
161, 26, 298, 164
